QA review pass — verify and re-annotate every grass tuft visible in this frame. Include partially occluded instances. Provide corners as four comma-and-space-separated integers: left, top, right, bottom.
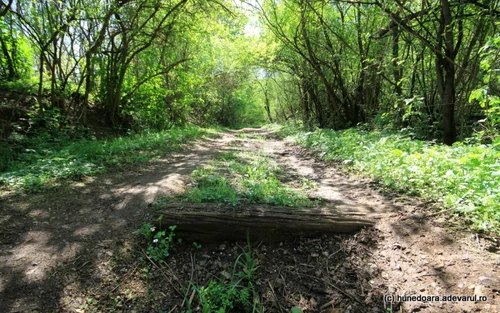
175, 150, 315, 207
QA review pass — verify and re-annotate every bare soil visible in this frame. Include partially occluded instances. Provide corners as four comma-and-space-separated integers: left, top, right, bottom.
1, 128, 499, 313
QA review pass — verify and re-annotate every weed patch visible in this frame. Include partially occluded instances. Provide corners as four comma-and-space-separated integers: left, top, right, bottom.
134, 216, 178, 263
186, 238, 263, 313
172, 151, 315, 207
0, 126, 219, 191
276, 124, 500, 234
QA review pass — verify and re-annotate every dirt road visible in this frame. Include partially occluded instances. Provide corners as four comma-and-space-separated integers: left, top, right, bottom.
1, 128, 499, 312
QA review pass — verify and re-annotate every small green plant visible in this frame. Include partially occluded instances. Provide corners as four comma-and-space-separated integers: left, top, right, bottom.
190, 280, 251, 313
134, 217, 177, 263
193, 242, 202, 249
151, 198, 169, 210
187, 236, 262, 313
233, 237, 259, 284
134, 222, 156, 242
81, 297, 98, 311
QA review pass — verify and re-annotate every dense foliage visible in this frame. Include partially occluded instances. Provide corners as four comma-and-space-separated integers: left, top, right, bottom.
0, 0, 267, 132
1, 0, 498, 143
255, 0, 499, 144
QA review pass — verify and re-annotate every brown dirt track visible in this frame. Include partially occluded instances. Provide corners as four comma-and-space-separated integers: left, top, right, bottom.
1, 128, 499, 313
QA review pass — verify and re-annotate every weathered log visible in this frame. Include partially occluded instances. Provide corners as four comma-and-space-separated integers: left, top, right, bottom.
153, 203, 378, 242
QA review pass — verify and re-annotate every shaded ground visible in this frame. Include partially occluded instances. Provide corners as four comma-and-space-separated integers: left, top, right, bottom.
1, 128, 499, 312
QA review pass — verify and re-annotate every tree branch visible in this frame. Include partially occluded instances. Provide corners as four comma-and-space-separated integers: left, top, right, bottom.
122, 58, 190, 102
0, 0, 13, 17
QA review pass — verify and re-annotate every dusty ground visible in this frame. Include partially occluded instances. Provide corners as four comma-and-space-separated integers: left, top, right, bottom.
1, 128, 499, 313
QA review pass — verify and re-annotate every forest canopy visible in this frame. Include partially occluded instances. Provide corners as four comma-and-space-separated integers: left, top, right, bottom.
0, 0, 499, 144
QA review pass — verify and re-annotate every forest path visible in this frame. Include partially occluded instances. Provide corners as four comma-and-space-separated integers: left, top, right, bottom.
1, 128, 499, 313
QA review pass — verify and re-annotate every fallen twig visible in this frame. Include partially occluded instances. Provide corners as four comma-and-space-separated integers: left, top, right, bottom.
109, 262, 140, 294
141, 249, 184, 298
268, 280, 285, 313
319, 299, 335, 310
327, 282, 363, 304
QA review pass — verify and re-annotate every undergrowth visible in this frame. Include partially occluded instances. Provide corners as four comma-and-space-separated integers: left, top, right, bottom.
185, 237, 304, 313
134, 216, 178, 263
171, 151, 315, 207
0, 126, 219, 191
186, 237, 263, 313
273, 124, 500, 234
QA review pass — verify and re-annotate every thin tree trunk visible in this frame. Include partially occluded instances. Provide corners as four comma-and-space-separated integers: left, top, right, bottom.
440, 0, 456, 145
0, 34, 16, 80
37, 52, 45, 108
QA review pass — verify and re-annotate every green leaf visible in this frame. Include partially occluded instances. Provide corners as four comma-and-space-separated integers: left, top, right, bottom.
391, 149, 403, 157
469, 89, 484, 102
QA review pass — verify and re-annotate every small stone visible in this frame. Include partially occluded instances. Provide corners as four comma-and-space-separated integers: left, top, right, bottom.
474, 285, 484, 296
392, 243, 403, 250
221, 271, 231, 280
365, 263, 378, 276
310, 297, 317, 306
